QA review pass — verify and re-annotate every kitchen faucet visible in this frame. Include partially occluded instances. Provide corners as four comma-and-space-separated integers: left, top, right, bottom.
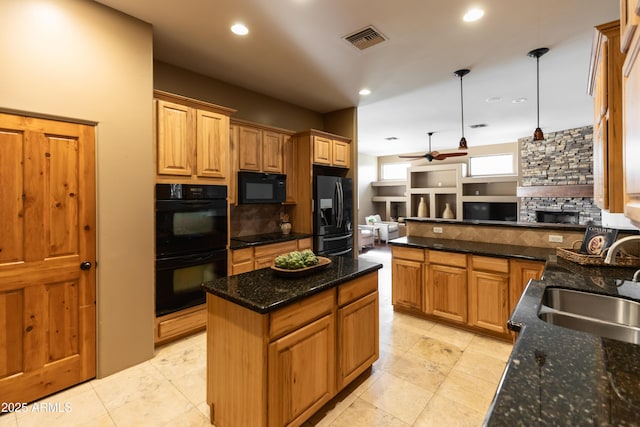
603, 235, 640, 281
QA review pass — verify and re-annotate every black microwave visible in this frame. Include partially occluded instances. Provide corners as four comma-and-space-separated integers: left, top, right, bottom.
238, 171, 286, 204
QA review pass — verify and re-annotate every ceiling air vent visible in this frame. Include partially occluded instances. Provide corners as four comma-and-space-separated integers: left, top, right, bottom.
344, 26, 387, 50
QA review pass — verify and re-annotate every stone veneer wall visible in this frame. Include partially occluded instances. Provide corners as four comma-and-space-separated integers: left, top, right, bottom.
519, 126, 601, 224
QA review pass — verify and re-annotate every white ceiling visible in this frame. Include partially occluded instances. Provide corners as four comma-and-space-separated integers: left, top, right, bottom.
96, 0, 619, 157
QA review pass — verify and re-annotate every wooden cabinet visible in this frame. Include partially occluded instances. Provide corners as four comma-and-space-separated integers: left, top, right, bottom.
237, 124, 284, 173
155, 304, 206, 345
428, 251, 467, 324
468, 256, 510, 335
391, 246, 426, 312
623, 6, 640, 225
229, 239, 312, 275
620, 0, 639, 53
589, 21, 626, 212
282, 133, 297, 204
297, 130, 351, 169
509, 259, 545, 314
207, 272, 379, 427
337, 273, 379, 389
268, 313, 335, 427
154, 91, 234, 184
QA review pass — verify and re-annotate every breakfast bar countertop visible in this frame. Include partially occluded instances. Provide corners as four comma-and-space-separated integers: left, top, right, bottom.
484, 256, 640, 426
201, 256, 382, 314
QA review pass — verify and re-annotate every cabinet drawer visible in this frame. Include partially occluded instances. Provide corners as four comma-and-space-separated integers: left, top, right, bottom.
471, 255, 509, 274
429, 250, 467, 268
254, 241, 297, 258
270, 289, 335, 340
392, 246, 426, 262
231, 247, 253, 263
338, 272, 378, 307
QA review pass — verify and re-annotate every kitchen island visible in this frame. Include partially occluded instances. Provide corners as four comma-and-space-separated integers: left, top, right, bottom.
201, 256, 382, 427
484, 256, 640, 425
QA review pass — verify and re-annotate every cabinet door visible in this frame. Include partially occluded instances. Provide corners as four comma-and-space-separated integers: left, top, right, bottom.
337, 291, 378, 389
262, 131, 284, 173
391, 258, 423, 311
196, 109, 229, 179
312, 135, 332, 165
156, 100, 193, 176
332, 140, 350, 168
429, 264, 467, 323
623, 29, 640, 224
238, 126, 262, 171
283, 134, 297, 203
509, 259, 544, 313
468, 270, 509, 334
268, 314, 335, 427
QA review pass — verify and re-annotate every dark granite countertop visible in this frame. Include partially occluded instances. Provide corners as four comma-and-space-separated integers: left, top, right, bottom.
229, 232, 313, 249
484, 256, 640, 426
389, 236, 555, 261
201, 256, 382, 314
403, 216, 589, 231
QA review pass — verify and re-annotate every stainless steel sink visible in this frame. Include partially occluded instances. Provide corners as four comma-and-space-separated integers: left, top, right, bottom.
538, 287, 640, 345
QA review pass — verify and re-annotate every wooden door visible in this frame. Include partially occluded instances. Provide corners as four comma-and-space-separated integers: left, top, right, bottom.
156, 100, 194, 176
391, 258, 423, 312
0, 113, 96, 403
262, 131, 283, 173
429, 264, 467, 323
268, 314, 335, 427
238, 126, 262, 171
195, 109, 229, 180
337, 291, 378, 389
332, 140, 350, 168
468, 270, 509, 334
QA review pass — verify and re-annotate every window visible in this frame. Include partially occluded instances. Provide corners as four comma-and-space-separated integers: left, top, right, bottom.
381, 162, 410, 180
469, 154, 514, 176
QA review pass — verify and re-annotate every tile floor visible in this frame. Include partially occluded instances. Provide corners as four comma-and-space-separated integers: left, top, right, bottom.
0, 245, 512, 427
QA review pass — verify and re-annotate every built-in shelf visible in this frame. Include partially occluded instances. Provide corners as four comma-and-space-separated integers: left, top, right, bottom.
370, 180, 407, 220
408, 164, 465, 220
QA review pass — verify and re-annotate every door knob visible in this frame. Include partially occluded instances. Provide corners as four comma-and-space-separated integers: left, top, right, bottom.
80, 261, 92, 271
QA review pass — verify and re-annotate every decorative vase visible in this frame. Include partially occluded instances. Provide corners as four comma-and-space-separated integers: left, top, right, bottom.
417, 197, 427, 217
280, 221, 292, 235
442, 203, 455, 219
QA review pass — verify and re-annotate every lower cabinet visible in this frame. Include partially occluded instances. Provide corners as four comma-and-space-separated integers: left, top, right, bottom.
391, 246, 425, 312
428, 251, 468, 324
207, 272, 379, 427
230, 238, 313, 275
468, 256, 510, 335
391, 247, 545, 341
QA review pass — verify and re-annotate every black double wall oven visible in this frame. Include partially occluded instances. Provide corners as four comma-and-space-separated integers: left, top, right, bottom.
155, 184, 228, 317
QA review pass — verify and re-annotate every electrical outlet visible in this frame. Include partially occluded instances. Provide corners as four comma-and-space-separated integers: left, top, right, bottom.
433, 227, 443, 234
549, 234, 564, 243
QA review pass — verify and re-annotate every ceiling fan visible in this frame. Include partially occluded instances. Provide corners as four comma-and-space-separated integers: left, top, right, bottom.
398, 132, 468, 162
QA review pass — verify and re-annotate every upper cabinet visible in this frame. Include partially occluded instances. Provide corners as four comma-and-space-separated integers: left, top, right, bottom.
154, 90, 235, 184
622, 5, 640, 225
298, 130, 351, 169
589, 21, 625, 213
236, 124, 284, 173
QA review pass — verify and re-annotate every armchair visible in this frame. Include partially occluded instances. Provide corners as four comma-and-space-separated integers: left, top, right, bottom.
358, 225, 376, 251
365, 214, 400, 243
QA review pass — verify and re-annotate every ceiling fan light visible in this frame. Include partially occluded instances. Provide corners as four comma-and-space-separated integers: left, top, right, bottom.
458, 137, 468, 150
533, 127, 545, 141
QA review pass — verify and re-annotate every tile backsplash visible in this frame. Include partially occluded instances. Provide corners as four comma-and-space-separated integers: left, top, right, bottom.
230, 204, 291, 237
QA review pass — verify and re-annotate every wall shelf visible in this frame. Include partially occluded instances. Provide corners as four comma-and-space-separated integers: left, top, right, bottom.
370, 180, 407, 220
408, 164, 466, 220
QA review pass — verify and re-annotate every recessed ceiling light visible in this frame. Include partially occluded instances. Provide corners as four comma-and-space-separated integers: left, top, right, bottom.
231, 23, 249, 36
359, 88, 371, 96
463, 8, 484, 22
512, 97, 528, 104
485, 96, 502, 103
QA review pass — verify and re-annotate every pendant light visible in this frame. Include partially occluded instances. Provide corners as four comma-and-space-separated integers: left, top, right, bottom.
454, 69, 470, 150
528, 47, 549, 141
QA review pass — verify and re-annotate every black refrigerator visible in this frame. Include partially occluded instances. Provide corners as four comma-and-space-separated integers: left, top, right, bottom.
314, 175, 353, 256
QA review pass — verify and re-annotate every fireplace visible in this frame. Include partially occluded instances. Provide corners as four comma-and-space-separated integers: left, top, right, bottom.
535, 209, 580, 224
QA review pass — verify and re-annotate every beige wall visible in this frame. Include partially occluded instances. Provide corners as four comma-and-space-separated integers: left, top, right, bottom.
0, 0, 155, 377
154, 61, 325, 132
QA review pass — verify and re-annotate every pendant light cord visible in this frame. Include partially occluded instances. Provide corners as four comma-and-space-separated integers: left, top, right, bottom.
460, 74, 465, 138
536, 56, 540, 129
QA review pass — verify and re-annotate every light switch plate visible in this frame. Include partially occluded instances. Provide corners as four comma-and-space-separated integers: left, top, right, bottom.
433, 227, 443, 234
